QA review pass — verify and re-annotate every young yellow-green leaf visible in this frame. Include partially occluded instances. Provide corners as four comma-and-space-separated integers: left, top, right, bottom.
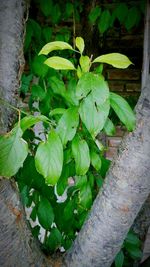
37, 197, 54, 230
44, 56, 76, 70
39, 41, 73, 55
56, 107, 79, 146
35, 130, 63, 185
90, 150, 101, 171
20, 115, 49, 132
75, 37, 85, 54
72, 137, 90, 175
93, 53, 133, 69
0, 127, 28, 177
104, 118, 116, 136
110, 92, 136, 131
79, 56, 91, 73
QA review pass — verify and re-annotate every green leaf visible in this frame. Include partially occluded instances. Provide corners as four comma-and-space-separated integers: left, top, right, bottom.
31, 55, 49, 77
24, 20, 33, 52
56, 107, 79, 146
79, 56, 91, 73
90, 150, 101, 171
50, 108, 66, 116
88, 6, 101, 24
76, 73, 107, 100
75, 37, 85, 54
35, 130, 63, 185
20, 74, 33, 94
63, 199, 75, 221
110, 92, 136, 131
37, 196, 54, 230
125, 243, 142, 259
79, 183, 92, 209
64, 3, 74, 19
125, 7, 141, 31
93, 53, 133, 69
39, 41, 73, 55
125, 231, 141, 246
42, 27, 52, 43
115, 250, 124, 267
75, 175, 87, 190
0, 127, 28, 177
29, 19, 41, 40
50, 4, 61, 24
65, 78, 79, 106
39, 0, 53, 17
72, 137, 90, 175
44, 56, 76, 70
98, 9, 111, 33
79, 94, 110, 138
50, 76, 66, 97
31, 84, 46, 101
90, 76, 109, 106
104, 118, 116, 136
20, 115, 49, 132
115, 3, 128, 24
57, 161, 75, 195
46, 228, 62, 252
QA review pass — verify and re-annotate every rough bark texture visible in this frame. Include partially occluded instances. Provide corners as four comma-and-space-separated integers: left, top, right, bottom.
0, 1, 58, 266
0, 0, 25, 133
64, 75, 150, 267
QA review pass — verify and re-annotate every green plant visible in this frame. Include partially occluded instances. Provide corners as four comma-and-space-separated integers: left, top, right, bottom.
0, 37, 137, 258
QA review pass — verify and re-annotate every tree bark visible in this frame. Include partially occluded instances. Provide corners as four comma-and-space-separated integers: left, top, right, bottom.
0, 1, 58, 266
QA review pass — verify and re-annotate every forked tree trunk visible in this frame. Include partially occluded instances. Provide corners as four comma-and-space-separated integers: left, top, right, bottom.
0, 1, 150, 267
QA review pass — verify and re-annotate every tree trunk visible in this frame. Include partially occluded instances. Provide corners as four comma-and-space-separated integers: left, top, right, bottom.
0, 1, 58, 266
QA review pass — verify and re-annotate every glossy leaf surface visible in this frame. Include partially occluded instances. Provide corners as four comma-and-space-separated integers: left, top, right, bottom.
75, 37, 85, 54
37, 197, 54, 230
44, 56, 76, 70
0, 127, 28, 177
72, 137, 90, 175
110, 92, 136, 131
56, 107, 79, 146
39, 41, 73, 55
35, 130, 63, 185
93, 53, 132, 69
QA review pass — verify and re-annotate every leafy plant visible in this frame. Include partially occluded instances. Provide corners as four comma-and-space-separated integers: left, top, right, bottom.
0, 36, 137, 259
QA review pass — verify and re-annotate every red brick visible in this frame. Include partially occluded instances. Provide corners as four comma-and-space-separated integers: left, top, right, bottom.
115, 126, 126, 137
105, 147, 118, 160
107, 69, 140, 81
109, 81, 124, 92
126, 82, 141, 92
107, 137, 122, 147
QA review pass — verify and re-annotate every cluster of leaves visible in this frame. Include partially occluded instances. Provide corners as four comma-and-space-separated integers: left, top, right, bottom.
0, 0, 144, 265
88, 1, 145, 34
0, 36, 141, 264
